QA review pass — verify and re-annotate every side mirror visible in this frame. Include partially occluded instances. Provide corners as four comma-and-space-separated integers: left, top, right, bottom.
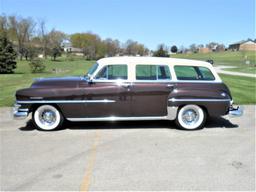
88, 76, 94, 84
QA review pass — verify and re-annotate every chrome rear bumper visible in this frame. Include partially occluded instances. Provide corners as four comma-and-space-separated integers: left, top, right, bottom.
229, 106, 243, 117
13, 103, 29, 119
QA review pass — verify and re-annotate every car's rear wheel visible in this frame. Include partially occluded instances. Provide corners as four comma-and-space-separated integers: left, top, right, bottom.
33, 105, 64, 131
175, 104, 206, 130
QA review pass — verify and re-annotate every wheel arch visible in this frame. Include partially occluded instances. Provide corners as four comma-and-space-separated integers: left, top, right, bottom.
30, 103, 66, 119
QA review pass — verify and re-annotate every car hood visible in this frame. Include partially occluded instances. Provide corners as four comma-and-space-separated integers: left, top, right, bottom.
31, 76, 84, 88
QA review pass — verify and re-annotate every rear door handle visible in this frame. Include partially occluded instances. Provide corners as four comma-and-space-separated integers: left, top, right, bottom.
166, 84, 174, 88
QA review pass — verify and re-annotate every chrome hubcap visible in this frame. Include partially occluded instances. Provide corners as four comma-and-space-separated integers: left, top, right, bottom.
182, 109, 198, 125
39, 110, 56, 126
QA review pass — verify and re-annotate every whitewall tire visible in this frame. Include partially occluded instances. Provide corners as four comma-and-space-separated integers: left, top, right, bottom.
33, 105, 64, 131
175, 105, 206, 130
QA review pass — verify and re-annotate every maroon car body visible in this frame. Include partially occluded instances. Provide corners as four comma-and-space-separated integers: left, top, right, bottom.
14, 57, 242, 131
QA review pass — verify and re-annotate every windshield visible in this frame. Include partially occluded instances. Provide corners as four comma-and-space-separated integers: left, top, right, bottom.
85, 63, 99, 79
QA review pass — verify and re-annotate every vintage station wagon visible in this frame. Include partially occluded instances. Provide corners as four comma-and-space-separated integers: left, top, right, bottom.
14, 57, 242, 131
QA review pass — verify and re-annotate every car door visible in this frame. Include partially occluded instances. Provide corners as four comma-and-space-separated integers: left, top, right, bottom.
83, 64, 132, 118
131, 64, 174, 116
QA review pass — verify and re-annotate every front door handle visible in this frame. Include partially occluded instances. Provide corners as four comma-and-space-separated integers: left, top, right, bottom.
121, 83, 131, 88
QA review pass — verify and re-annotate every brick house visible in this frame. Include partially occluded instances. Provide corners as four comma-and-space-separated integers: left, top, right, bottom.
198, 47, 210, 53
229, 40, 256, 51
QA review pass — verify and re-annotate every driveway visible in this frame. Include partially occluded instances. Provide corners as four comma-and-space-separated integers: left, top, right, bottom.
214, 66, 256, 78
0, 106, 255, 191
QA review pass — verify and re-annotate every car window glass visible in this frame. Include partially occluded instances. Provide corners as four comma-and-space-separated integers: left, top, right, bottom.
198, 67, 215, 80
136, 65, 171, 80
136, 65, 157, 80
174, 66, 198, 80
174, 66, 215, 80
158, 65, 171, 80
95, 65, 127, 80
86, 63, 98, 76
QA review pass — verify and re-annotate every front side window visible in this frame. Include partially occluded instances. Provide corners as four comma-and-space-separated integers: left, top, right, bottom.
85, 63, 98, 77
174, 66, 215, 80
95, 65, 128, 80
136, 65, 171, 80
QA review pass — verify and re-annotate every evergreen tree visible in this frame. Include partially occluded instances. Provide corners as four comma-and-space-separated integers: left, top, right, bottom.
0, 35, 17, 73
153, 44, 169, 57
170, 45, 178, 53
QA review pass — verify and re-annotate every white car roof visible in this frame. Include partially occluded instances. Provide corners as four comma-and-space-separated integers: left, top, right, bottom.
97, 56, 212, 67
95, 56, 221, 82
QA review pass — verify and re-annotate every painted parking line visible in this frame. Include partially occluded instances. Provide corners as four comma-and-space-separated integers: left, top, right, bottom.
80, 131, 101, 192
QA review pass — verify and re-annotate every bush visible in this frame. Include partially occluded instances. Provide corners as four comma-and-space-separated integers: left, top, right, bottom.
66, 53, 75, 61
0, 35, 17, 73
29, 59, 46, 73
51, 47, 62, 61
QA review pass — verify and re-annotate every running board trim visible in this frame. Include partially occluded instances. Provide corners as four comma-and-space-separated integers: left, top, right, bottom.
67, 116, 169, 122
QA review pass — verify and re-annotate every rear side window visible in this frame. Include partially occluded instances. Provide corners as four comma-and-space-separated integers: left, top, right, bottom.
136, 65, 171, 80
198, 67, 215, 80
95, 65, 128, 80
174, 66, 215, 80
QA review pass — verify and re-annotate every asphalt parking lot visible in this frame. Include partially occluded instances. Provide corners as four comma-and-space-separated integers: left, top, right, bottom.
0, 106, 255, 191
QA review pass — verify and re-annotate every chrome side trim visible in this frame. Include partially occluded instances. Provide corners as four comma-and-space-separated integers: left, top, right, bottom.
167, 106, 178, 120
92, 79, 130, 83
89, 79, 222, 84
169, 98, 231, 102
132, 80, 222, 83
16, 99, 116, 104
134, 80, 172, 83
18, 108, 29, 112
67, 116, 170, 122
173, 80, 222, 83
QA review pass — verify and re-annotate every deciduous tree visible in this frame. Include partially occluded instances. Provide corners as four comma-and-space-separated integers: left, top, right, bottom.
8, 16, 35, 60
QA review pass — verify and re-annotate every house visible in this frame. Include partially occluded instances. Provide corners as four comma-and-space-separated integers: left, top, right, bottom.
198, 47, 210, 53
229, 40, 256, 51
62, 41, 83, 55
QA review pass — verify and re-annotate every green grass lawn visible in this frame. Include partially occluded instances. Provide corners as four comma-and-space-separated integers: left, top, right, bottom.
0, 57, 255, 107
220, 74, 256, 104
0, 57, 95, 107
171, 51, 256, 74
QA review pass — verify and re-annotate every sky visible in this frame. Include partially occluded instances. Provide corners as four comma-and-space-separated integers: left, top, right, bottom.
0, 0, 255, 50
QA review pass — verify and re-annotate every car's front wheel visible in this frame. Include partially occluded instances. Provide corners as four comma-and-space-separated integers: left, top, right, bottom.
175, 104, 206, 130
33, 105, 64, 131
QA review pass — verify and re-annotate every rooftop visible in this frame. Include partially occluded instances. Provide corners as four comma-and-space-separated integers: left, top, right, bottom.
97, 56, 211, 67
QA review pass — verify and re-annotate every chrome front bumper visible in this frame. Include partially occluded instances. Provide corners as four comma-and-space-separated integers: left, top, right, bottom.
13, 103, 29, 119
229, 106, 243, 117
